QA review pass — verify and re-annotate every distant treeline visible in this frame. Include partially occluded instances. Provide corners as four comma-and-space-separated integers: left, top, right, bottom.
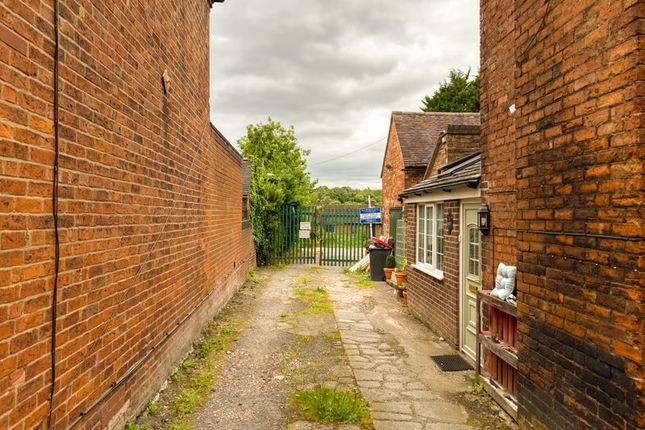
311, 186, 382, 207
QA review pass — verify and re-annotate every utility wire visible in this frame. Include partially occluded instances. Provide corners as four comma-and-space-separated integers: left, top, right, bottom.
518, 0, 553, 63
309, 136, 387, 167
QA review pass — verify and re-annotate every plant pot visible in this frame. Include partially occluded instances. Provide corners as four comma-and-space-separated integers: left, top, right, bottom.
384, 268, 394, 281
394, 271, 406, 286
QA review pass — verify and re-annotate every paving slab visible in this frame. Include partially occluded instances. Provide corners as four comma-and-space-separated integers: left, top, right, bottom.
325, 268, 517, 430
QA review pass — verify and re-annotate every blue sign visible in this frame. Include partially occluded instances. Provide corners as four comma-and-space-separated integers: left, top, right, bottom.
359, 207, 382, 224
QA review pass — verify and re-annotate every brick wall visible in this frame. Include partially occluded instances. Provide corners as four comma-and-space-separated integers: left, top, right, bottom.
403, 170, 425, 190
428, 125, 480, 177
381, 121, 404, 237
0, 1, 255, 428
481, 0, 643, 428
480, 0, 519, 289
404, 201, 461, 348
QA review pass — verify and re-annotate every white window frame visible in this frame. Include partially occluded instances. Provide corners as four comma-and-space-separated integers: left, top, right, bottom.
414, 202, 445, 280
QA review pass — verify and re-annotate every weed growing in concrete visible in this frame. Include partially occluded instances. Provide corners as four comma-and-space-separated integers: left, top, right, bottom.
246, 268, 261, 284
324, 331, 342, 342
295, 275, 312, 287
472, 378, 485, 395
289, 386, 371, 424
146, 401, 160, 417
124, 423, 151, 430
344, 270, 376, 289
294, 287, 333, 314
304, 265, 323, 274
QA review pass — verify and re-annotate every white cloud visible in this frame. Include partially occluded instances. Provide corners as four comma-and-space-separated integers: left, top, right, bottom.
209, 0, 479, 188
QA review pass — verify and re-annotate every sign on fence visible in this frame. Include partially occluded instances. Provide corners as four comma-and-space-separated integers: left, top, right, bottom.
359, 207, 382, 224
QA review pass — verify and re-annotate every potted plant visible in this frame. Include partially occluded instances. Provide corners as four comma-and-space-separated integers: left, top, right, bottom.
384, 255, 396, 281
394, 258, 408, 287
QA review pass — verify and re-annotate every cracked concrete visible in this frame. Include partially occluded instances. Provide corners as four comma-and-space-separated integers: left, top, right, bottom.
146, 265, 515, 430
324, 268, 516, 430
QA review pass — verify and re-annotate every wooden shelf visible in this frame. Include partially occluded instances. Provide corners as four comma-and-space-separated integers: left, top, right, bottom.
480, 375, 518, 420
476, 288, 519, 423
478, 290, 518, 317
479, 331, 518, 368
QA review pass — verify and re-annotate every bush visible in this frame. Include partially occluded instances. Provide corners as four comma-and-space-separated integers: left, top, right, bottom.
385, 255, 396, 269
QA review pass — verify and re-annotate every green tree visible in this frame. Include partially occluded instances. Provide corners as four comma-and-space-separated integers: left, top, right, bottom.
421, 69, 480, 112
239, 118, 315, 265
310, 186, 381, 206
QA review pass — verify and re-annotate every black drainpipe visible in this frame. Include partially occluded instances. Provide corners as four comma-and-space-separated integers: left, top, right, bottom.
46, 0, 61, 428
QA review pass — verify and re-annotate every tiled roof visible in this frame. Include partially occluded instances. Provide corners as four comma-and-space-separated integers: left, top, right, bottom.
400, 152, 481, 197
391, 112, 480, 168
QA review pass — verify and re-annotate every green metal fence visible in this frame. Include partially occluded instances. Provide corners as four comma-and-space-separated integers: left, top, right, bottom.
319, 207, 370, 266
270, 206, 317, 265
269, 206, 370, 266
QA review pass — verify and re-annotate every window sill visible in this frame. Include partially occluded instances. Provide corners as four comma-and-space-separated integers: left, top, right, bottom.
412, 264, 444, 280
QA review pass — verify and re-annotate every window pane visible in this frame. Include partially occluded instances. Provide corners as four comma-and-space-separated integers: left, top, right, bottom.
417, 206, 425, 263
468, 227, 481, 277
436, 204, 444, 270
425, 206, 433, 264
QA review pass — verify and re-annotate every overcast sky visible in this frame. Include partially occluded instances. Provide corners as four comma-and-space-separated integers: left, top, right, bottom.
209, 0, 479, 189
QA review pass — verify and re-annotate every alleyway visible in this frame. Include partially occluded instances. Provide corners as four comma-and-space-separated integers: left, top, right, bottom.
136, 266, 515, 430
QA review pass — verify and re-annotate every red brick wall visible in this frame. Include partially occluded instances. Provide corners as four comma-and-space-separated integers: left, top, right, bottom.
480, 0, 519, 289
403, 170, 425, 190
481, 0, 643, 429
381, 121, 404, 237
428, 128, 480, 177
404, 201, 461, 348
0, 1, 255, 428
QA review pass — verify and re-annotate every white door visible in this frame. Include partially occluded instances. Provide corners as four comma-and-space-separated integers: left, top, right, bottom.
461, 204, 482, 360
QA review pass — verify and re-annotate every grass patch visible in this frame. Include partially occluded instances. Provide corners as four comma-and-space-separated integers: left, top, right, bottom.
294, 287, 333, 314
125, 423, 151, 430
246, 268, 263, 285
146, 401, 160, 417
345, 270, 376, 289
471, 378, 485, 395
294, 275, 312, 287
168, 321, 239, 417
137, 319, 240, 429
324, 331, 342, 342
290, 387, 371, 425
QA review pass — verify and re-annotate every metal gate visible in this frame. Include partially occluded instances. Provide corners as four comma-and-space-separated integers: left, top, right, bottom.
319, 207, 369, 266
270, 206, 317, 265
269, 206, 369, 266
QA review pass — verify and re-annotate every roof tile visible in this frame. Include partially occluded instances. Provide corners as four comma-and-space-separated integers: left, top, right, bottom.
391, 112, 480, 168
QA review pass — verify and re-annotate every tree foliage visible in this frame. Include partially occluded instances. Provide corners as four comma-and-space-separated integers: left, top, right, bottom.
421, 69, 480, 113
311, 186, 381, 207
239, 118, 315, 265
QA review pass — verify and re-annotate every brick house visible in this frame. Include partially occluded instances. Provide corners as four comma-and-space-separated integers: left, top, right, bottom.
0, 1, 255, 428
380, 112, 479, 238
399, 125, 482, 356
480, 0, 642, 429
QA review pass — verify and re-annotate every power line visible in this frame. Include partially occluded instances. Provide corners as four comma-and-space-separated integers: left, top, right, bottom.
309, 136, 387, 167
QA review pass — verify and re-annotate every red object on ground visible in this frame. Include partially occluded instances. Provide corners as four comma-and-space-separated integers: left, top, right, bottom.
371, 237, 393, 249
